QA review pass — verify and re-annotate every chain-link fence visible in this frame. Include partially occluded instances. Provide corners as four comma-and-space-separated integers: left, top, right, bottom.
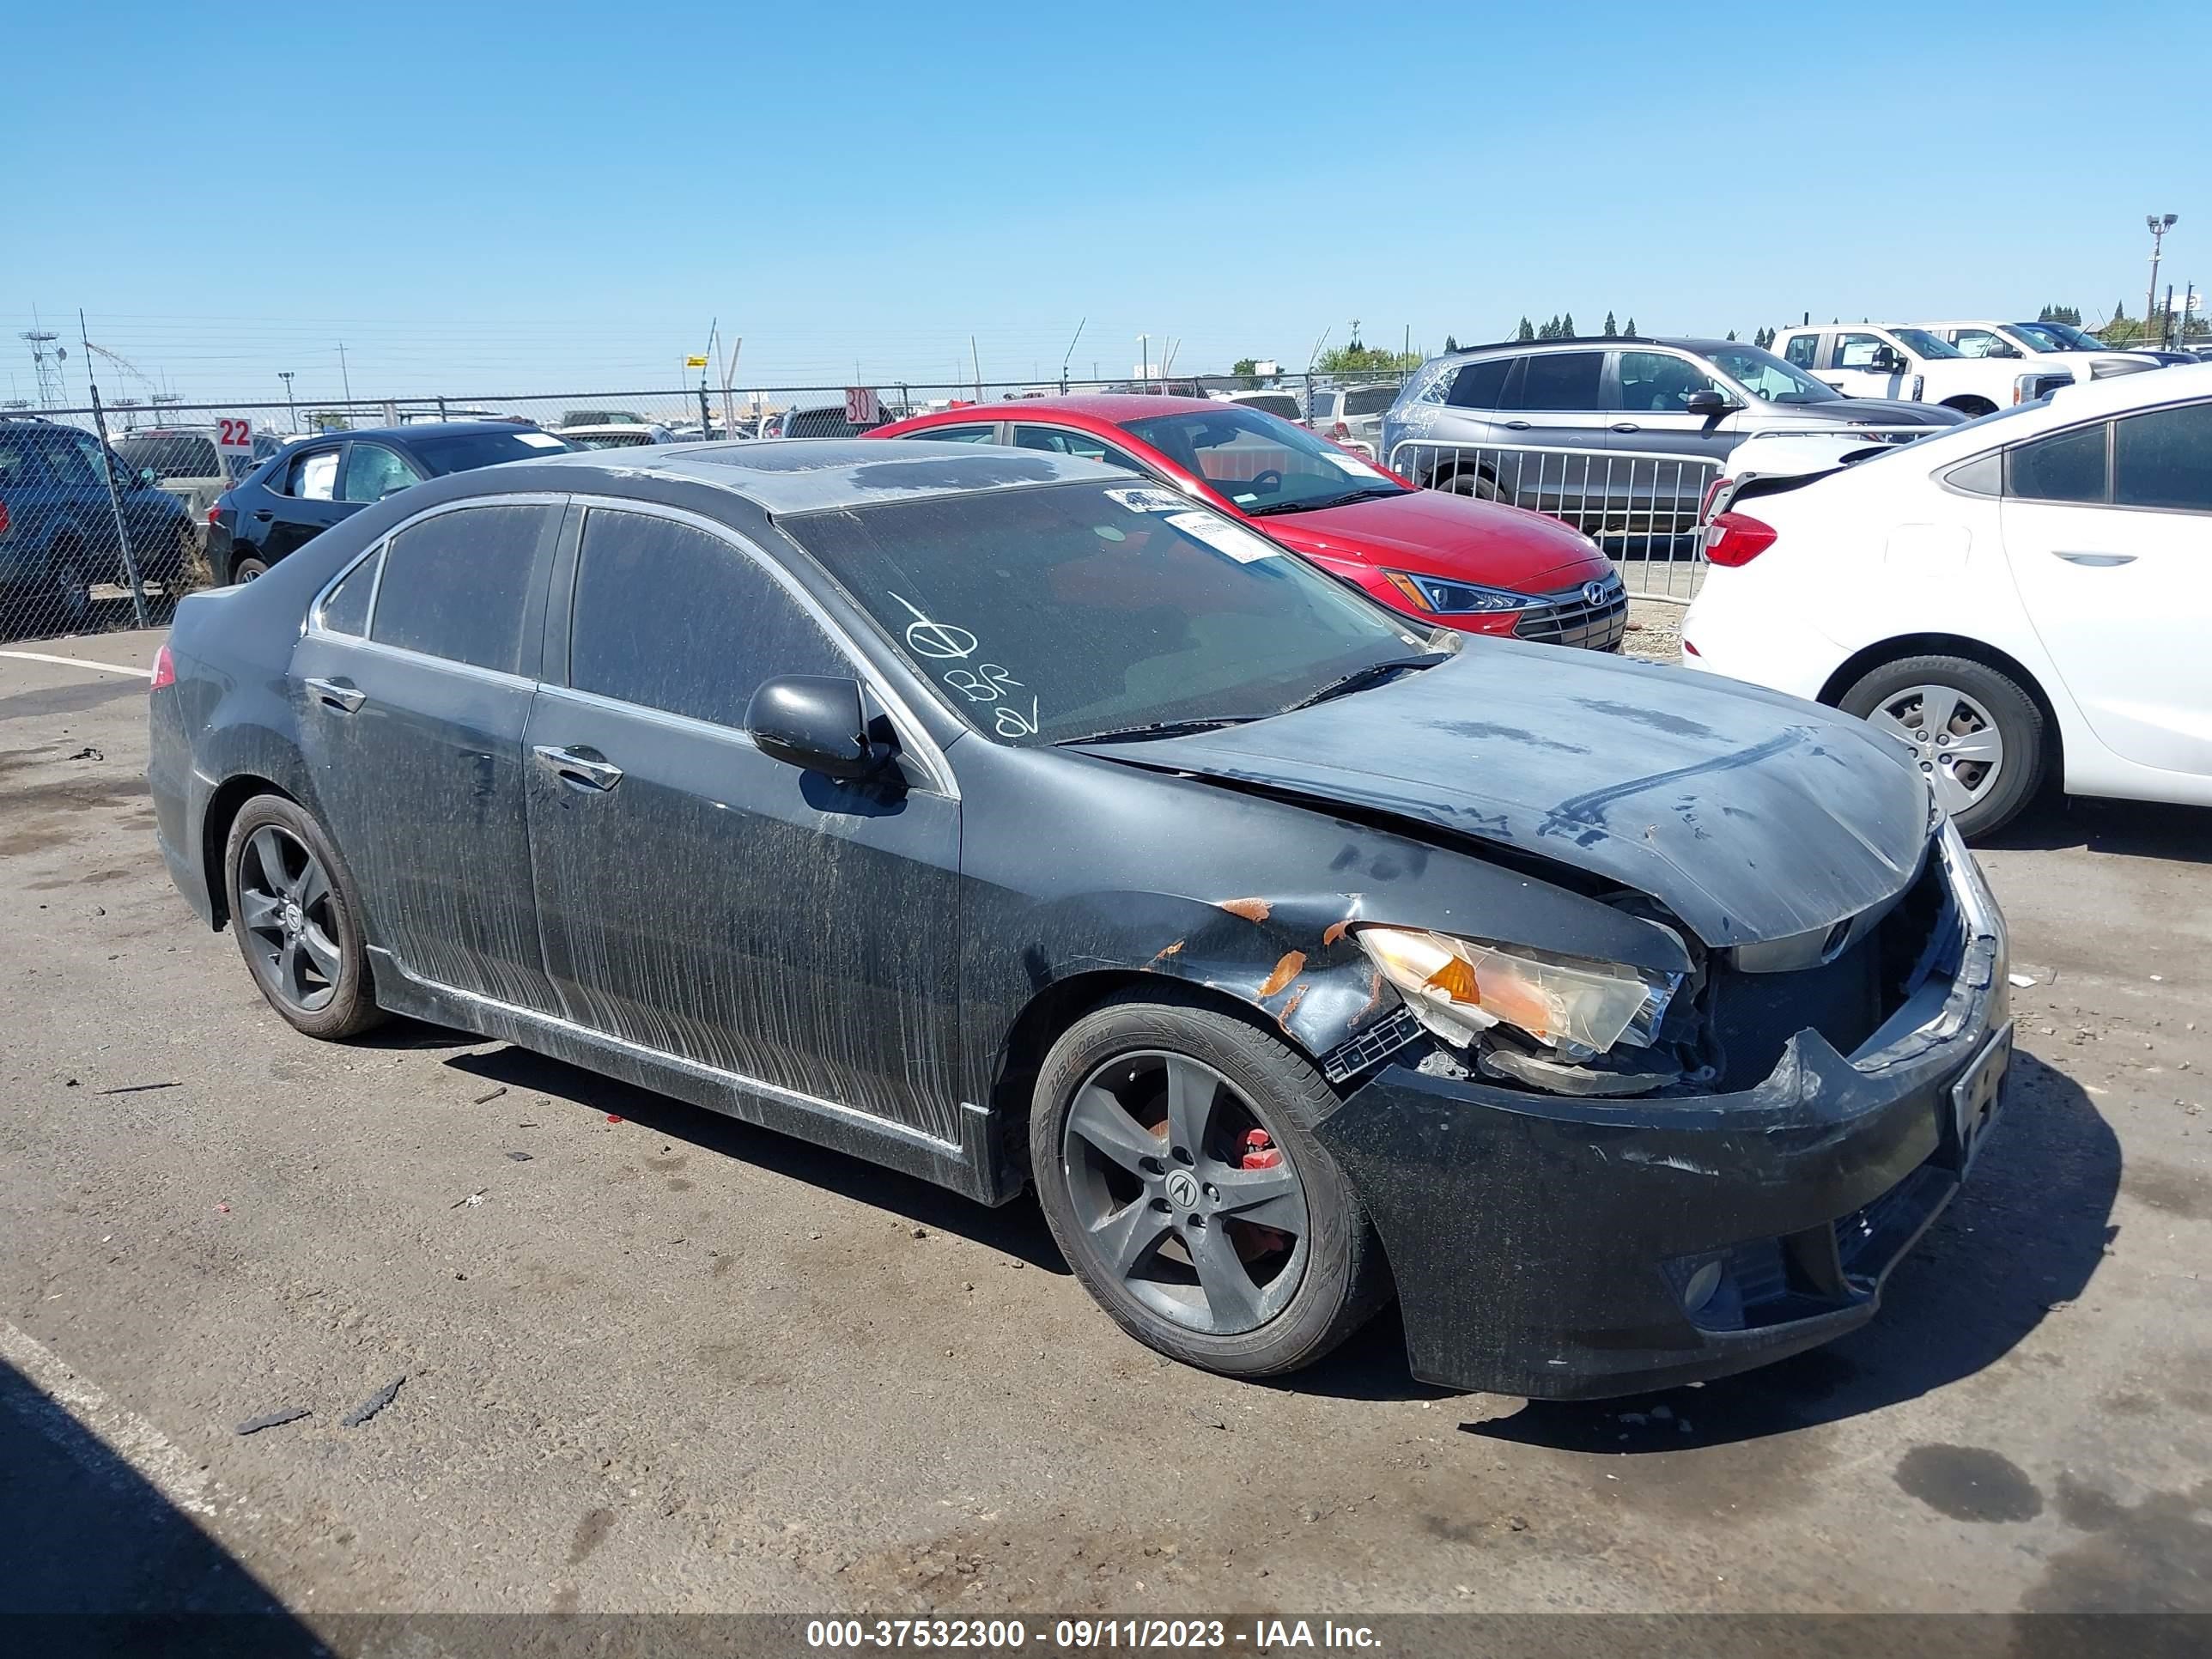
3, 371, 1444, 644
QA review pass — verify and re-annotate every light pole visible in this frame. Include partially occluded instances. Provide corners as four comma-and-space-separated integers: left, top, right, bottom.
278, 371, 295, 432
2146, 213, 2178, 343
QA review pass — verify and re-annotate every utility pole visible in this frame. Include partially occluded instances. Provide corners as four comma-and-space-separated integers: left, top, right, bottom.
970, 335, 982, 402
337, 342, 354, 404
278, 371, 295, 432
76, 310, 149, 629
2146, 214, 2178, 343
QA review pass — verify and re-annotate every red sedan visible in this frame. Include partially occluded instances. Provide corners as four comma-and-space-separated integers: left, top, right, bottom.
866, 395, 1625, 647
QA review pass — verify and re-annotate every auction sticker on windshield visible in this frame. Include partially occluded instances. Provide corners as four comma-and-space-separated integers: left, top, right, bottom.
1164, 510, 1278, 563
1103, 486, 1187, 514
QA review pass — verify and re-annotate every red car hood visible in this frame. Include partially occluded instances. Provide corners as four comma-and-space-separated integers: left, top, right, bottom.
1260, 489, 1607, 593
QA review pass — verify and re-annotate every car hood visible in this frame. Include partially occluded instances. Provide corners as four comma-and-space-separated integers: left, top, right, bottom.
1795, 398, 1965, 427
1074, 641, 1933, 949
1259, 488, 1610, 592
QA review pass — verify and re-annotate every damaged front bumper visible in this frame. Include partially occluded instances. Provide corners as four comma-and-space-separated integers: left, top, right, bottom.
1313, 823, 2011, 1401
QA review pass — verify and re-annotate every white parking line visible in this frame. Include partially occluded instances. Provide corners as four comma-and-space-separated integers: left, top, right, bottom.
0, 648, 155, 679
0, 1318, 218, 1516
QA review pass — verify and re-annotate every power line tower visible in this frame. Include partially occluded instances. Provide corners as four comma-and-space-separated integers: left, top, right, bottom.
20, 329, 67, 408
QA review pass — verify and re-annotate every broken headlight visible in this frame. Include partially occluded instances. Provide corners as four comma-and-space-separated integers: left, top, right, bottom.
1355, 926, 1680, 1056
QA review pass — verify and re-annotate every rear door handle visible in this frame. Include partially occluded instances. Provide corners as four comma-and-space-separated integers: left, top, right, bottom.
302, 677, 365, 714
1610, 422, 1642, 434
2053, 550, 2136, 567
532, 744, 624, 792
252, 509, 274, 521
1502, 420, 1532, 431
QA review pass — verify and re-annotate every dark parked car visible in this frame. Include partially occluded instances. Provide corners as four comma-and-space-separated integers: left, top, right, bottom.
206, 420, 571, 584
149, 441, 2012, 1399
1, 415, 196, 635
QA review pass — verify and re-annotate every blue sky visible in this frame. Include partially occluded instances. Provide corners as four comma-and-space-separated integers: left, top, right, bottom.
6, 1, 2205, 408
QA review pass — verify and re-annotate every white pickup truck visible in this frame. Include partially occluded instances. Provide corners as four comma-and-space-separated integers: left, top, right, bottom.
1915, 319, 2160, 386
1771, 323, 2060, 416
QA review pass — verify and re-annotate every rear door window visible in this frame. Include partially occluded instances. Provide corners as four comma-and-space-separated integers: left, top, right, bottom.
2112, 402, 2212, 511
2006, 423, 2109, 503
1508, 352, 1605, 412
369, 503, 556, 673
901, 425, 997, 444
317, 549, 382, 635
568, 508, 842, 728
340, 443, 422, 504
1784, 334, 1820, 369
1012, 425, 1146, 470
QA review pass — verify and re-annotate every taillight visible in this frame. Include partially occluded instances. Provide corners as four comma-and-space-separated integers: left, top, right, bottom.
207, 501, 223, 525
0, 499, 9, 537
1703, 512, 1777, 568
1330, 421, 1351, 441
150, 642, 176, 690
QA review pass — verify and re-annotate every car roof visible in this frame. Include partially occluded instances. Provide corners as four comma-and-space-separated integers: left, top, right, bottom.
288, 420, 539, 443
1440, 336, 1744, 359
892, 393, 1226, 425
523, 435, 1132, 515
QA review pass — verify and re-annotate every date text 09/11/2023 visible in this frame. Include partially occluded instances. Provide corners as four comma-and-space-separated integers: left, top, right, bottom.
805, 1618, 1384, 1651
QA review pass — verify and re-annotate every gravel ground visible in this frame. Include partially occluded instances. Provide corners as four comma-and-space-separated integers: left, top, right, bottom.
2, 631, 2209, 1632
1622, 599, 1685, 664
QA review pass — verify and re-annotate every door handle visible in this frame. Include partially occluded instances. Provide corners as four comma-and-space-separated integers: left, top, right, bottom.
252, 509, 273, 521
1502, 420, 1532, 431
302, 677, 365, 714
2053, 550, 2136, 567
1610, 422, 1642, 434
532, 744, 624, 792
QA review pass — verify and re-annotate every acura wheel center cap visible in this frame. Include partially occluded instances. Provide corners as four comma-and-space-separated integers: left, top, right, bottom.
282, 900, 304, 934
1164, 1170, 1200, 1210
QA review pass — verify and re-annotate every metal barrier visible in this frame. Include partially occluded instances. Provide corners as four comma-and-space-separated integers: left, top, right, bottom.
1388, 438, 1719, 605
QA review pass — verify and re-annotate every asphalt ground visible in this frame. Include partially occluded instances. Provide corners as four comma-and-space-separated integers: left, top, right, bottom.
1, 626, 2207, 1639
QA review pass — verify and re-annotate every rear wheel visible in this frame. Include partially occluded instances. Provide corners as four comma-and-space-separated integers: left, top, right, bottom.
1437, 466, 1498, 500
48, 545, 94, 632
1029, 991, 1389, 1377
222, 795, 385, 1040
1838, 653, 2047, 839
229, 552, 270, 584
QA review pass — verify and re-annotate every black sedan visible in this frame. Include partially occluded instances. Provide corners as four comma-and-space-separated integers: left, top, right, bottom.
206, 420, 570, 585
148, 441, 2013, 1398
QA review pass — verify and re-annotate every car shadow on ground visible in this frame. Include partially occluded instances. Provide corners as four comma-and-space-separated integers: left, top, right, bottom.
437, 1036, 1073, 1273
1984, 794, 2212, 864
1461, 1050, 2120, 1451
0, 1355, 322, 1655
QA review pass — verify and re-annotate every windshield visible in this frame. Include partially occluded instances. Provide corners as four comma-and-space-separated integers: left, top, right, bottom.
115, 433, 222, 478
1890, 328, 1964, 359
1120, 404, 1411, 515
1702, 344, 1839, 404
784, 481, 1431, 747
409, 429, 571, 474
2020, 321, 2100, 352
559, 430, 657, 449
2006, 323, 2068, 352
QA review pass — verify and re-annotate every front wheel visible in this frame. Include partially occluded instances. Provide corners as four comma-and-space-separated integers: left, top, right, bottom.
1438, 467, 1498, 500
1838, 654, 2047, 839
223, 795, 385, 1039
1029, 992, 1389, 1378
48, 546, 94, 632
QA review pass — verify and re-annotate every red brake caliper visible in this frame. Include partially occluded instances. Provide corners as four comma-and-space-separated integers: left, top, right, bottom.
1235, 1129, 1290, 1259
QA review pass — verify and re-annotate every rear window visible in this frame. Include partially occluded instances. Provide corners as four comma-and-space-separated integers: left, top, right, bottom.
1445, 360, 1510, 409
784, 408, 879, 438
1235, 394, 1302, 421
370, 504, 555, 672
2006, 422, 2107, 503
1344, 386, 1398, 416
1510, 352, 1605, 412
115, 434, 222, 478
407, 429, 569, 475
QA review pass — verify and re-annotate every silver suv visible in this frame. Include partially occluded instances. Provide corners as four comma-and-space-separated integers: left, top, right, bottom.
1379, 337, 1965, 540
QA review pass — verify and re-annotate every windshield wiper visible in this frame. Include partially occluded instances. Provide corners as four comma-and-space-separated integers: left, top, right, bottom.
1056, 716, 1261, 746
1284, 653, 1450, 713
1244, 485, 1402, 517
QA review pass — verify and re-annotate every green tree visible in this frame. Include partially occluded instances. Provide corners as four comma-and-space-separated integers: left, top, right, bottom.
1562, 312, 1576, 337
1602, 310, 1618, 337
1316, 343, 1423, 375
1724, 329, 1738, 341
1754, 325, 1775, 349
2038, 303, 2082, 325
1515, 316, 1535, 341
1624, 316, 1637, 336
1443, 335, 1460, 353
1231, 356, 1259, 377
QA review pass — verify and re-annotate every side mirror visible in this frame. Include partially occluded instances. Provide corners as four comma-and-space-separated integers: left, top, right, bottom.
1870, 349, 1905, 373
745, 675, 878, 780
138, 466, 160, 489
1684, 389, 1731, 416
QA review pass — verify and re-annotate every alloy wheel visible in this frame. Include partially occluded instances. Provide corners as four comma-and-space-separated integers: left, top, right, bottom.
1060, 1050, 1310, 1336
1867, 683, 2005, 817
236, 824, 342, 1012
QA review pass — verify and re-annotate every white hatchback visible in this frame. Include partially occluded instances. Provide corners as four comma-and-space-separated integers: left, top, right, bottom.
1680, 364, 2212, 837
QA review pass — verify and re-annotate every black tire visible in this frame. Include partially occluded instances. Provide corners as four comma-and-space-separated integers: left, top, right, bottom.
229, 552, 271, 585
1838, 653, 2048, 840
48, 544, 94, 632
1029, 989, 1389, 1379
1437, 466, 1498, 500
1942, 396, 1997, 418
222, 794, 386, 1040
